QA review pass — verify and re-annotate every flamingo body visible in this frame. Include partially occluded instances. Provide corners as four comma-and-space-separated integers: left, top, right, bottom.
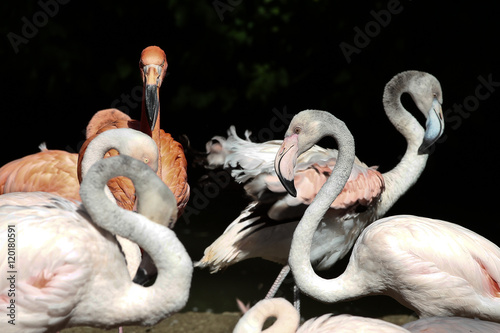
0, 193, 120, 332
197, 127, 383, 270
0, 145, 80, 202
339, 215, 500, 320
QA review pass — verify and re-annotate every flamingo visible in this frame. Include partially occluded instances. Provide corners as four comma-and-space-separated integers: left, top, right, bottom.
196, 71, 444, 296
233, 298, 500, 332
80, 45, 190, 215
0, 154, 193, 333
0, 45, 189, 216
279, 111, 500, 322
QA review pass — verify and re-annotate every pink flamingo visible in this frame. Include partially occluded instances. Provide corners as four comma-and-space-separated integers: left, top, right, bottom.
280, 110, 500, 322
197, 71, 444, 297
0, 153, 192, 332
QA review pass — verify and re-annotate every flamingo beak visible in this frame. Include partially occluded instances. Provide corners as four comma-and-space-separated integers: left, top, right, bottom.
274, 134, 299, 197
419, 98, 444, 154
143, 64, 161, 131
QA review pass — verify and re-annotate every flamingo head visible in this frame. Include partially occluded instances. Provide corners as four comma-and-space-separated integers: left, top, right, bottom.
274, 110, 325, 197
140, 46, 168, 131
406, 72, 445, 154
418, 96, 444, 154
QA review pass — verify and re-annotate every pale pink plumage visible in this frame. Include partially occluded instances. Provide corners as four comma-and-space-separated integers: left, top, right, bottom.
402, 316, 500, 332
291, 214, 500, 322
0, 155, 192, 333
197, 127, 384, 271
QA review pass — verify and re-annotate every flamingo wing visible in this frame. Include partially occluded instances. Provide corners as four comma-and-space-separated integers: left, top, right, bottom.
0, 193, 95, 332
297, 314, 410, 333
197, 127, 384, 271
388, 217, 500, 299
85, 108, 137, 138
206, 126, 384, 214
359, 216, 500, 317
0, 146, 80, 202
158, 130, 190, 217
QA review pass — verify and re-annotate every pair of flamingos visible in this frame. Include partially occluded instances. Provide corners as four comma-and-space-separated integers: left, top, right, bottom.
234, 108, 500, 330
0, 129, 192, 332
0, 45, 190, 281
0, 46, 189, 216
201, 72, 500, 330
198, 71, 444, 289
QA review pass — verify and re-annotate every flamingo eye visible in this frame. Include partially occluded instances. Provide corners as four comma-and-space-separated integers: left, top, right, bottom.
143, 158, 150, 164
294, 127, 301, 134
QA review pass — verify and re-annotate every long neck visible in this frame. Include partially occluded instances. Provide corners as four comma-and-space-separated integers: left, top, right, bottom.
233, 298, 300, 333
376, 76, 428, 216
80, 130, 130, 202
79, 156, 192, 325
288, 116, 357, 302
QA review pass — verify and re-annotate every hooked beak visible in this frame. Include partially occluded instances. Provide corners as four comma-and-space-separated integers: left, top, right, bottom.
418, 98, 444, 154
274, 134, 299, 197
143, 64, 162, 131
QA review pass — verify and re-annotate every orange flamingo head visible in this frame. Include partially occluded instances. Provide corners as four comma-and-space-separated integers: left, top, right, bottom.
139, 46, 168, 131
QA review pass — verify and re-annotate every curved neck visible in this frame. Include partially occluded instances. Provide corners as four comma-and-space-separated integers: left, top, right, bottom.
79, 156, 192, 324
80, 130, 131, 202
233, 298, 300, 333
377, 76, 428, 216
288, 116, 356, 302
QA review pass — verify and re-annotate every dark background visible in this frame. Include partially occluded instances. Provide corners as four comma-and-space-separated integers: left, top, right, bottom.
1, 0, 499, 321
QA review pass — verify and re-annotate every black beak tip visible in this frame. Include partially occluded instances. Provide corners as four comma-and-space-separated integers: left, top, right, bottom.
418, 141, 432, 155
282, 178, 297, 197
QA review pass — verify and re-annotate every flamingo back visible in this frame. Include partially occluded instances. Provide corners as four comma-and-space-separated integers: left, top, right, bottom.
0, 146, 80, 202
